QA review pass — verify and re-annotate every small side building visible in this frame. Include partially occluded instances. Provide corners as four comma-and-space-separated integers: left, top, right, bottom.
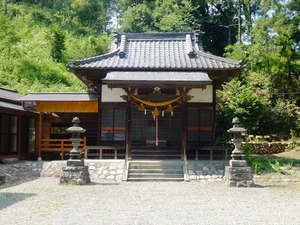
0, 88, 37, 160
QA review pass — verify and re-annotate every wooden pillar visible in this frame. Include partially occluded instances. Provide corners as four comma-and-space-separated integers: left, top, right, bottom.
97, 82, 102, 146
212, 82, 217, 144
126, 92, 132, 159
18, 115, 22, 160
38, 112, 42, 160
49, 113, 52, 137
181, 99, 187, 160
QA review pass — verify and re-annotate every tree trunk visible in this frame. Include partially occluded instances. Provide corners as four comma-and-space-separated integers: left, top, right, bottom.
4, 0, 8, 14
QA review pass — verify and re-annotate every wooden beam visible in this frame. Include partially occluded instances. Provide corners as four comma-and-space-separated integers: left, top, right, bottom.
36, 102, 98, 113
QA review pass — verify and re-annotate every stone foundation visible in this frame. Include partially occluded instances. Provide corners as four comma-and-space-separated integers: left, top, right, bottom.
224, 160, 255, 187
59, 159, 91, 185
1, 160, 229, 182
60, 166, 90, 185
187, 161, 229, 182
43, 160, 125, 181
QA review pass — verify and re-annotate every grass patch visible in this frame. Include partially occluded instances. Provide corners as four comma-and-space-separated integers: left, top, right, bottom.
245, 155, 300, 174
242, 143, 300, 174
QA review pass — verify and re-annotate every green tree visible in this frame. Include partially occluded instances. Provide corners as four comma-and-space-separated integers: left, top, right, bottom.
119, 0, 196, 32
153, 0, 196, 32
222, 0, 300, 139
71, 0, 108, 30
48, 28, 66, 63
120, 3, 154, 32
217, 80, 268, 133
117, 0, 240, 55
0, 13, 21, 62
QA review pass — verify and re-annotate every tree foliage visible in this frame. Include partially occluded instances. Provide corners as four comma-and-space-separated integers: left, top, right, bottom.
0, 0, 299, 139
220, 0, 300, 139
0, 1, 113, 94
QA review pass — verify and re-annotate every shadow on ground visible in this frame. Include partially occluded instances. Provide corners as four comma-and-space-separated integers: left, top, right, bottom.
0, 192, 36, 210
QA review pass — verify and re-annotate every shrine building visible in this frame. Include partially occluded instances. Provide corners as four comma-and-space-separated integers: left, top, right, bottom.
17, 31, 241, 161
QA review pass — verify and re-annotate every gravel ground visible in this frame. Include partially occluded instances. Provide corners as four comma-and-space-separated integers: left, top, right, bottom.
0, 178, 300, 225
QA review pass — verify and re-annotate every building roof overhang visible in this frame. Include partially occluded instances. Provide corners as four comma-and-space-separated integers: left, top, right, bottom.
102, 71, 212, 88
0, 87, 29, 112
68, 32, 242, 90
19, 93, 98, 113
0, 101, 26, 112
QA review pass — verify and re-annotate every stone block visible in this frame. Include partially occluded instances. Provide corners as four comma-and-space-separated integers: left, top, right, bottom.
198, 175, 205, 180
2, 158, 19, 164
0, 175, 5, 185
227, 172, 253, 181
247, 180, 255, 187
226, 180, 237, 187
67, 159, 84, 167
225, 165, 255, 187
236, 181, 247, 187
60, 166, 90, 185
230, 160, 248, 167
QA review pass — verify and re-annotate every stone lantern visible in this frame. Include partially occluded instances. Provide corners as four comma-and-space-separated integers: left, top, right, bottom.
228, 117, 246, 162
60, 117, 90, 185
67, 117, 86, 160
224, 117, 254, 187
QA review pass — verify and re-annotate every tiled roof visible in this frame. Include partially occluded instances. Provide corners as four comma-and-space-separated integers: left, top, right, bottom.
0, 87, 23, 102
0, 87, 25, 111
69, 32, 241, 71
19, 93, 98, 102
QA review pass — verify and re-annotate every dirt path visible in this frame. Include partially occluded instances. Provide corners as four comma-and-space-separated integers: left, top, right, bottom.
0, 178, 300, 225
273, 149, 300, 160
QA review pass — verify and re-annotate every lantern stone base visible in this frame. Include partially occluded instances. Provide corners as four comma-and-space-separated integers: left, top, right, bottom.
0, 175, 5, 185
224, 160, 255, 187
60, 159, 90, 185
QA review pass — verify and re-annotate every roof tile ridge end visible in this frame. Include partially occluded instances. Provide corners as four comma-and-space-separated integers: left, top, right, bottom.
70, 49, 120, 66
119, 34, 126, 58
186, 34, 197, 58
195, 50, 241, 65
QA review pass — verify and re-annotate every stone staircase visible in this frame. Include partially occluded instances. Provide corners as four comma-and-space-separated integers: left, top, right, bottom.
131, 147, 181, 160
127, 160, 184, 181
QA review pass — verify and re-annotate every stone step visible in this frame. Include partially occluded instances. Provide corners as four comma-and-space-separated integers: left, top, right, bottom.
129, 169, 183, 176
131, 155, 181, 160
131, 148, 181, 160
129, 167, 183, 172
127, 160, 184, 181
127, 177, 184, 181
130, 170, 183, 177
129, 162, 183, 169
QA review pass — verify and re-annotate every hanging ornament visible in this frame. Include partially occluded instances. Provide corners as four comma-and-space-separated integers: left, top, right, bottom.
166, 104, 173, 113
138, 103, 145, 111
153, 107, 159, 117
162, 111, 165, 117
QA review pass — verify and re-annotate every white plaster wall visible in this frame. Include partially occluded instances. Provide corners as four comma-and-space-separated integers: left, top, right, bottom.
102, 85, 126, 102
101, 85, 213, 103
188, 85, 213, 103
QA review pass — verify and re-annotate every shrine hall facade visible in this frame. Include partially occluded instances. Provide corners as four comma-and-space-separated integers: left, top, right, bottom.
19, 32, 241, 160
